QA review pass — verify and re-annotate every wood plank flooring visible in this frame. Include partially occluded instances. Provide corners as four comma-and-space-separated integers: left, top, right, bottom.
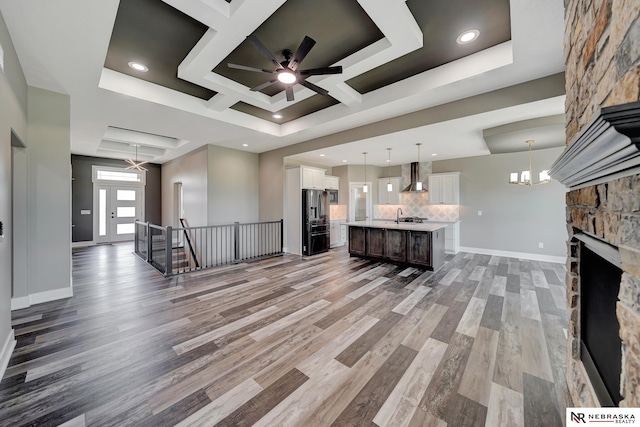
1, 243, 570, 426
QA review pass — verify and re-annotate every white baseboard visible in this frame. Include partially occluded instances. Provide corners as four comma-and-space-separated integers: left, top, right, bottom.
459, 246, 567, 264
10, 296, 30, 311
0, 329, 16, 381
72, 240, 95, 248
11, 286, 73, 311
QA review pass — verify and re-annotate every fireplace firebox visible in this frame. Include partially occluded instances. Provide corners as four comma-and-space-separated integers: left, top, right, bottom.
578, 235, 623, 406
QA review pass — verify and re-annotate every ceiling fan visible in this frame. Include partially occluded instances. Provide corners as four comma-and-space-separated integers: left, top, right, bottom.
228, 35, 342, 101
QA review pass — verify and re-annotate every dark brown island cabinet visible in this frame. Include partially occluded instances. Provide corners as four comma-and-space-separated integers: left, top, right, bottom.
347, 223, 445, 271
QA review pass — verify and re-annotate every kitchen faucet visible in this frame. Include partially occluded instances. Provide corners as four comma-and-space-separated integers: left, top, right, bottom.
396, 208, 403, 224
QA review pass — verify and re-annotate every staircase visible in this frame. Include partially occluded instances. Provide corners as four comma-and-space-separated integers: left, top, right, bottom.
172, 246, 190, 271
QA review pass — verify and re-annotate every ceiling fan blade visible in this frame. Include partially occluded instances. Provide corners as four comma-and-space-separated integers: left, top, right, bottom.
299, 79, 329, 96
285, 86, 295, 101
289, 36, 316, 71
227, 63, 275, 74
247, 35, 283, 69
250, 79, 278, 91
299, 66, 343, 76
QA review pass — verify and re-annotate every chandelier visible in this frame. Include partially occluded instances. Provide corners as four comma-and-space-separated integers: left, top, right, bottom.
125, 144, 148, 171
509, 140, 550, 186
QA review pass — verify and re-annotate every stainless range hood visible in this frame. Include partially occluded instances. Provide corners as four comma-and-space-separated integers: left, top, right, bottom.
402, 162, 427, 192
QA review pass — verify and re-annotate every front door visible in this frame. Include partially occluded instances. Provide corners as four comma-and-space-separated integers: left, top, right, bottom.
95, 185, 143, 243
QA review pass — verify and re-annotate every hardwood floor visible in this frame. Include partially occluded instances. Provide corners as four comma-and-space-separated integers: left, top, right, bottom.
1, 243, 569, 426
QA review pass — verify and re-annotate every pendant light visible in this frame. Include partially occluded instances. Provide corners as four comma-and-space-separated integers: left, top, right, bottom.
508, 140, 550, 186
387, 148, 393, 191
415, 143, 423, 191
362, 152, 368, 193
125, 144, 148, 171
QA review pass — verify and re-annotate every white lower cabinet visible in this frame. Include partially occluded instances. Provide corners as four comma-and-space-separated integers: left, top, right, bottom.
444, 222, 460, 254
330, 221, 347, 248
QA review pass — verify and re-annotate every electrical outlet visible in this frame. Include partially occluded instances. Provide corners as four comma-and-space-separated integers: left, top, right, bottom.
478, 210, 482, 216
538, 242, 544, 248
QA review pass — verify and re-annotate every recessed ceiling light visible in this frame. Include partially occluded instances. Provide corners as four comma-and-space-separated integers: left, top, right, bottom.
386, 159, 390, 162
273, 113, 283, 119
431, 153, 438, 156
342, 160, 347, 163
128, 61, 148, 72
242, 144, 248, 147
320, 154, 325, 157
456, 30, 480, 44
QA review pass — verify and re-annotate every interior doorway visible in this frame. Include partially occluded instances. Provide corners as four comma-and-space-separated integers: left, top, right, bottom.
349, 182, 372, 222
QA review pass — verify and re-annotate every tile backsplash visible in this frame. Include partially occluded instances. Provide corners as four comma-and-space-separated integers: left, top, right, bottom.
374, 191, 459, 222
330, 204, 347, 220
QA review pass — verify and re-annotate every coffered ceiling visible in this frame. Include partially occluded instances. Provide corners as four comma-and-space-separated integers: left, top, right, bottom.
0, 0, 565, 166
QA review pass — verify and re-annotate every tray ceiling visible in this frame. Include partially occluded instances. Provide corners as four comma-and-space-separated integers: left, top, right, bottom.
104, 0, 510, 124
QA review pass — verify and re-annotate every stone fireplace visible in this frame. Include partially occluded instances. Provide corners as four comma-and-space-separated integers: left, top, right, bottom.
554, 0, 640, 408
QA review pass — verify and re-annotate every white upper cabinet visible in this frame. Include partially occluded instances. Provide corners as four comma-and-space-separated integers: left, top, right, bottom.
428, 172, 460, 205
377, 177, 402, 205
301, 166, 326, 190
325, 175, 339, 190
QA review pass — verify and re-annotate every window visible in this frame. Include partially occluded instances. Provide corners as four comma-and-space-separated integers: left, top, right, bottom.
92, 165, 146, 185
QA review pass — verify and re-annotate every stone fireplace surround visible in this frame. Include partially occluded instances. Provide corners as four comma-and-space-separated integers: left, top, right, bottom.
549, 100, 640, 408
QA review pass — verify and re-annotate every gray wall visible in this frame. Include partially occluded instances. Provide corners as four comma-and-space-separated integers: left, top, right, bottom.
258, 73, 566, 222
71, 155, 161, 242
207, 145, 259, 224
161, 146, 208, 227
0, 8, 27, 370
432, 147, 567, 257
161, 145, 261, 227
25, 87, 72, 295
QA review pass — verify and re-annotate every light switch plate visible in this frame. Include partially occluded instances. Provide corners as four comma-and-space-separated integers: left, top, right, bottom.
478, 210, 482, 216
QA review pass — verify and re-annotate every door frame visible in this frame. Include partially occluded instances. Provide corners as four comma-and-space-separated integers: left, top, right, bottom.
349, 182, 372, 222
92, 166, 145, 244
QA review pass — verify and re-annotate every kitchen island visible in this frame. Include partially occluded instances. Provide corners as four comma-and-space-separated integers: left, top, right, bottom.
346, 221, 447, 271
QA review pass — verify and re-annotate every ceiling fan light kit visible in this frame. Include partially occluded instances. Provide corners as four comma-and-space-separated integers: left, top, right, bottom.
228, 35, 342, 101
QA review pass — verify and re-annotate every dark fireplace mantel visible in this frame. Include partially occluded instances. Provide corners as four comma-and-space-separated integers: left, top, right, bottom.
549, 101, 640, 188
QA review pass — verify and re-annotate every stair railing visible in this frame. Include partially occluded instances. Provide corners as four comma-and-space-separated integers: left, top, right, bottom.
134, 219, 284, 276
179, 218, 200, 268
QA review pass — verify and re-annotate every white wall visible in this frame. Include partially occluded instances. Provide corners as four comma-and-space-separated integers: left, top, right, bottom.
25, 87, 72, 298
161, 146, 208, 227
207, 145, 259, 225
433, 147, 568, 259
0, 8, 27, 376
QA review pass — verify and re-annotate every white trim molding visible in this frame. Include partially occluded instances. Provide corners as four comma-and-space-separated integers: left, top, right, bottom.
11, 286, 73, 311
549, 101, 640, 189
459, 246, 566, 264
72, 240, 95, 248
0, 329, 16, 382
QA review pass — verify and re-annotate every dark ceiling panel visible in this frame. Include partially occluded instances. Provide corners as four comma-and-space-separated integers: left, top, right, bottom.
213, 0, 384, 98
105, 0, 216, 100
346, 0, 511, 94
231, 95, 340, 124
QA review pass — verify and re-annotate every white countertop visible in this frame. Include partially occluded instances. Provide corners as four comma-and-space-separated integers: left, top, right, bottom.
346, 220, 447, 232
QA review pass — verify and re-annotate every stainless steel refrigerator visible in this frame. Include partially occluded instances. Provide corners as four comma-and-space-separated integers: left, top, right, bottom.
302, 189, 329, 255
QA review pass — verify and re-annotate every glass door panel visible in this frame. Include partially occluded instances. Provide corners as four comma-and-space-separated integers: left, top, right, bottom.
349, 183, 371, 222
